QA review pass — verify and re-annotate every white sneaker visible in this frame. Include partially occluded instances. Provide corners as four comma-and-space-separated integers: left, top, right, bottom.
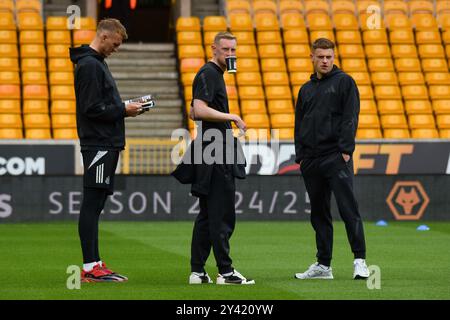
353, 259, 370, 279
294, 262, 334, 279
189, 272, 213, 284
216, 269, 255, 285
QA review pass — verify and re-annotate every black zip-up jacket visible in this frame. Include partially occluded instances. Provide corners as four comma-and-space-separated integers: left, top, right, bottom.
294, 65, 359, 163
69, 45, 126, 150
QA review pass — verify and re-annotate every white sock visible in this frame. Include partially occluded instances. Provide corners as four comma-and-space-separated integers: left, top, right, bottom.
83, 262, 97, 272
354, 258, 365, 264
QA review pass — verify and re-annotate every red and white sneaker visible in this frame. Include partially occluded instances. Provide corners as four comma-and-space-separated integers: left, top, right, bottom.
81, 264, 123, 283
100, 263, 128, 282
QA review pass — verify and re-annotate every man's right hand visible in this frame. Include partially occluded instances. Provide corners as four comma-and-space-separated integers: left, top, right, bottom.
125, 102, 143, 117
231, 114, 247, 132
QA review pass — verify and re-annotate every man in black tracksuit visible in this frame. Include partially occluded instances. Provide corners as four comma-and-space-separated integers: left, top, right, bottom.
294, 38, 370, 280
70, 18, 142, 282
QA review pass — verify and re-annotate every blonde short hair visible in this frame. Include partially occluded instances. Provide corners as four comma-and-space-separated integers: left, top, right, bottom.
214, 31, 236, 45
97, 18, 128, 40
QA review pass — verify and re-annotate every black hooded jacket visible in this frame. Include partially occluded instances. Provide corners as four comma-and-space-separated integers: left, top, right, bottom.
294, 65, 360, 163
69, 45, 126, 150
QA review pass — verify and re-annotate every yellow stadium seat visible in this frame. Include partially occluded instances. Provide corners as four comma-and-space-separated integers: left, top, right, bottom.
418, 44, 446, 58
338, 44, 365, 58
0, 12, 15, 30
47, 44, 70, 58
416, 30, 441, 44
285, 44, 310, 58
254, 13, 279, 31
253, 0, 277, 14
371, 72, 398, 85
176, 17, 200, 32
0, 44, 18, 57
307, 13, 333, 30
421, 58, 448, 72
0, 100, 20, 113
20, 44, 46, 58
23, 84, 48, 99
375, 85, 402, 100
177, 31, 202, 45
432, 100, 450, 114
390, 29, 415, 44
385, 14, 411, 29
0, 84, 20, 99
256, 31, 282, 44
348, 72, 371, 85
0, 113, 22, 128
240, 100, 266, 114
19, 30, 44, 44
49, 72, 74, 86
333, 13, 358, 30
21, 58, 46, 71
271, 128, 294, 140
0, 71, 19, 84
336, 30, 361, 44
16, 0, 41, 12
236, 45, 258, 58
381, 114, 408, 129
228, 99, 240, 114
409, 114, 436, 129
398, 72, 425, 85
258, 44, 284, 58
263, 72, 290, 86
384, 128, 410, 139
53, 128, 78, 139
73, 30, 96, 46
46, 16, 67, 30
178, 45, 204, 59
405, 100, 433, 114
290, 72, 311, 85
409, 1, 434, 15
395, 58, 421, 72
46, 30, 71, 45
360, 100, 377, 114
271, 113, 295, 128
233, 31, 255, 45
50, 85, 75, 100
229, 13, 253, 31
437, 13, 450, 31
203, 31, 215, 46
411, 128, 439, 138
279, 0, 304, 15
17, 12, 43, 30
0, 128, 23, 139
48, 58, 73, 72
265, 86, 292, 100
287, 58, 312, 72
358, 114, 380, 128
237, 72, 262, 86
364, 44, 391, 58
22, 71, 47, 85
283, 29, 309, 44
384, 1, 408, 15
391, 44, 418, 58
411, 13, 438, 30
203, 16, 227, 31
180, 72, 195, 87
440, 129, 450, 138
331, 0, 356, 14
22, 100, 48, 113
51, 100, 76, 114
356, 128, 383, 139
226, 85, 238, 99
310, 30, 335, 43
226, 0, 251, 14
0, 58, 19, 71
237, 58, 259, 72
25, 128, 51, 139
23, 113, 50, 128
362, 30, 388, 44
402, 85, 429, 100
341, 59, 368, 72
429, 85, 450, 99
79, 17, 97, 30
0, 30, 17, 43
267, 100, 294, 114
368, 58, 395, 72
425, 72, 450, 85
358, 85, 374, 99
52, 114, 76, 128
180, 58, 204, 73
281, 12, 306, 30
239, 86, 265, 100
184, 86, 192, 101
305, 0, 329, 15
243, 113, 270, 129
378, 100, 404, 114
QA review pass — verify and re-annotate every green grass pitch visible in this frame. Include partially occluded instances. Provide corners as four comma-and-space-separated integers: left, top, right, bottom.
0, 221, 449, 300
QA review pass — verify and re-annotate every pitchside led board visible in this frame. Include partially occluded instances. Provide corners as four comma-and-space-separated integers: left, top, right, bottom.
0, 141, 449, 222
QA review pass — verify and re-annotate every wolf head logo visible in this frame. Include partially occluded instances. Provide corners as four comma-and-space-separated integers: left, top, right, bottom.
395, 187, 421, 214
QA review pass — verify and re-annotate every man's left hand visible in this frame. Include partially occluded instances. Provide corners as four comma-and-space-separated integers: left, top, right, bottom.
342, 153, 350, 162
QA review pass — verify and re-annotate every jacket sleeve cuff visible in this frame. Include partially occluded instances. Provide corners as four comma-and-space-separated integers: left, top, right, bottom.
122, 103, 127, 118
